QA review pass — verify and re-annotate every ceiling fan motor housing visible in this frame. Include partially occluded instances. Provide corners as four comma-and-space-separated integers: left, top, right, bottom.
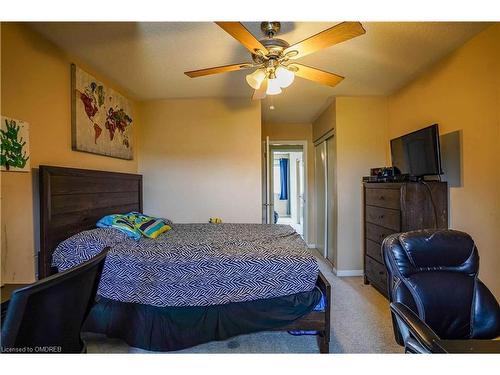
260, 21, 281, 38
252, 22, 290, 64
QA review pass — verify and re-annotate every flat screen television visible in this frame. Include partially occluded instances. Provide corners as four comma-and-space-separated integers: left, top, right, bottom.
390, 124, 443, 177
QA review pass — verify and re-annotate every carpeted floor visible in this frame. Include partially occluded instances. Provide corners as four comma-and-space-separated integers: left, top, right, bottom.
84, 251, 403, 354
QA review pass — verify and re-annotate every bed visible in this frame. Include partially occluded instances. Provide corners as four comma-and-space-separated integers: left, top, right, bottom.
39, 165, 331, 353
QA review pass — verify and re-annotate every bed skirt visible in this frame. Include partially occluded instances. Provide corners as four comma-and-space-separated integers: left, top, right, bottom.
83, 288, 322, 352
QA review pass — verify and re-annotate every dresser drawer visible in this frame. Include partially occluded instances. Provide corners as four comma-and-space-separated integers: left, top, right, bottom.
366, 239, 383, 263
365, 256, 388, 292
366, 222, 395, 244
365, 188, 401, 210
365, 205, 401, 231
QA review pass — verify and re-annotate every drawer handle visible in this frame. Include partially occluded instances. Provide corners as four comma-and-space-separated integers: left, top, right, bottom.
379, 196, 385, 200
379, 215, 385, 219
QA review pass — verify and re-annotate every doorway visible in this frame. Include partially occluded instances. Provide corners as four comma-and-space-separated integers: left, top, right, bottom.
262, 139, 308, 241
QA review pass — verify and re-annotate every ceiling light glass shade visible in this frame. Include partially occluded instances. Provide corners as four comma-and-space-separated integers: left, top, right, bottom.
246, 69, 266, 89
266, 78, 282, 95
275, 66, 295, 88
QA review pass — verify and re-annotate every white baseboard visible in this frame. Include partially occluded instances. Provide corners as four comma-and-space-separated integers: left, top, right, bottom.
334, 269, 363, 277
307, 243, 316, 249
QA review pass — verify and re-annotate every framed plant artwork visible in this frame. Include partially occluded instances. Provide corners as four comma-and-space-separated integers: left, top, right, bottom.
0, 116, 30, 172
71, 64, 133, 160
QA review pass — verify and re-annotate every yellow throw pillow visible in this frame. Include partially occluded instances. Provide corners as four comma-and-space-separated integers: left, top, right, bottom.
135, 218, 171, 239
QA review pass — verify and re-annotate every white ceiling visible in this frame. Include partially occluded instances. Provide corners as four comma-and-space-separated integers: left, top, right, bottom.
29, 22, 489, 123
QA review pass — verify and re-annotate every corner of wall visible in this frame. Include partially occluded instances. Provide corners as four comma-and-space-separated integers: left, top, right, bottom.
312, 98, 336, 142
334, 96, 389, 272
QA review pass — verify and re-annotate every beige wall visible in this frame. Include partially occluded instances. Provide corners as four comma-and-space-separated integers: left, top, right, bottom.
388, 24, 500, 297
312, 101, 336, 142
138, 98, 262, 224
0, 23, 139, 283
311, 97, 389, 273
262, 122, 315, 245
335, 97, 389, 272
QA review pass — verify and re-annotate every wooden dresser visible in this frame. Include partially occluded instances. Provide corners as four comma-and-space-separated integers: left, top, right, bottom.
363, 181, 448, 297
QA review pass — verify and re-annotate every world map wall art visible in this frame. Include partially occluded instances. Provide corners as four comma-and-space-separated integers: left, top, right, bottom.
71, 64, 133, 160
1, 116, 30, 172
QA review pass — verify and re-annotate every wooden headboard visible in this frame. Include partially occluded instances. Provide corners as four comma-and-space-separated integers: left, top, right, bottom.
39, 165, 142, 278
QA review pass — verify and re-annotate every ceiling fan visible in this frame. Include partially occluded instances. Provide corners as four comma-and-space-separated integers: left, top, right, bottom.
185, 21, 366, 100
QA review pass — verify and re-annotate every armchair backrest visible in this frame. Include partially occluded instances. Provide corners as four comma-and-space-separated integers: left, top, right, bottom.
383, 229, 499, 340
1, 248, 108, 353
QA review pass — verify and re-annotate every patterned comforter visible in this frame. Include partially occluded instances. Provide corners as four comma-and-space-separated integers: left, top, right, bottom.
52, 223, 319, 307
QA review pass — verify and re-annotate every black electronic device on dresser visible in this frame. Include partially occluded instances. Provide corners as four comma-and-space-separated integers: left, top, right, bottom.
363, 181, 448, 297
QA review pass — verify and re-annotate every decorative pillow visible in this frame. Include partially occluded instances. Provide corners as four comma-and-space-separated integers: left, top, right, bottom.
96, 214, 121, 228
96, 214, 141, 240
110, 216, 143, 240
135, 218, 171, 239
123, 211, 172, 225
96, 212, 171, 240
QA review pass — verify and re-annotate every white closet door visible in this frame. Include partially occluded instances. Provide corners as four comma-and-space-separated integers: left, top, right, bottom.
326, 136, 337, 265
315, 142, 327, 257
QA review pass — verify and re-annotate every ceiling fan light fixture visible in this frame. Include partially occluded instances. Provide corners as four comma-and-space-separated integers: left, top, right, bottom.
266, 78, 282, 95
275, 66, 294, 88
246, 69, 266, 89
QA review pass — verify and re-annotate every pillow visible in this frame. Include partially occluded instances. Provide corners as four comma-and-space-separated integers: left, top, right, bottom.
96, 214, 121, 228
135, 217, 171, 239
111, 216, 142, 240
96, 213, 142, 240
123, 211, 173, 227
51, 228, 130, 271
123, 212, 171, 238
96, 212, 171, 240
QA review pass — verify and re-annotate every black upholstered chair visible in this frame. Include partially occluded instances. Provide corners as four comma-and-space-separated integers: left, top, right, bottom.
1, 248, 108, 353
382, 229, 500, 353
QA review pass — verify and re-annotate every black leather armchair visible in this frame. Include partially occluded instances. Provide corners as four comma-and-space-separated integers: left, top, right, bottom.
1, 248, 108, 353
382, 229, 500, 353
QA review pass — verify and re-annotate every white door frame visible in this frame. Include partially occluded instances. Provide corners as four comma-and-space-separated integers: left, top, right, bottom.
267, 140, 309, 244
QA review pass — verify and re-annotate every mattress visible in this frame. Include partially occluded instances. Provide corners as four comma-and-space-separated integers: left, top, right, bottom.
52, 223, 319, 307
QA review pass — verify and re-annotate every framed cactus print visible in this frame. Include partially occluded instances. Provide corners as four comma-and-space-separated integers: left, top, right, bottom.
71, 64, 133, 160
1, 116, 30, 172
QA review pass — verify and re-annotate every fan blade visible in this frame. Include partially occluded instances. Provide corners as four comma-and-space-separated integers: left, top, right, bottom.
215, 22, 268, 55
292, 64, 344, 88
185, 63, 252, 78
285, 22, 365, 59
252, 79, 268, 100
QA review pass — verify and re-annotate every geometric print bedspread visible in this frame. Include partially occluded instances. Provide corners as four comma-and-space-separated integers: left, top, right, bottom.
52, 223, 319, 307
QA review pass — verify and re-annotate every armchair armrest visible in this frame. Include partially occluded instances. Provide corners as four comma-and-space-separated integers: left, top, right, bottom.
390, 302, 443, 353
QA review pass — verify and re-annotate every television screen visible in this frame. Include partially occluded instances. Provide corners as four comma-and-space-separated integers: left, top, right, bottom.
390, 124, 443, 177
